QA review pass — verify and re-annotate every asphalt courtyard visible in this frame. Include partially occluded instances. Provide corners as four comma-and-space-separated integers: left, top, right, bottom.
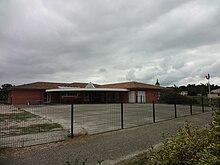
19, 103, 210, 135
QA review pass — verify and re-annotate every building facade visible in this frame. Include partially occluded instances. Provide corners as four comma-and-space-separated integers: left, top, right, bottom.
8, 81, 165, 104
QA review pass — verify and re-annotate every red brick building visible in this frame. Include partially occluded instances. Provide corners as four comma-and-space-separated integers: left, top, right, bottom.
8, 81, 165, 104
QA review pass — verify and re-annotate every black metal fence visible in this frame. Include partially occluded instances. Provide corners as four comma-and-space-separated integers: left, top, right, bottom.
0, 105, 70, 148
70, 97, 214, 137
0, 97, 218, 148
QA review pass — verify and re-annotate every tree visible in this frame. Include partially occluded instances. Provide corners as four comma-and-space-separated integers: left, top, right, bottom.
176, 83, 220, 96
187, 84, 197, 96
0, 83, 12, 101
160, 90, 189, 104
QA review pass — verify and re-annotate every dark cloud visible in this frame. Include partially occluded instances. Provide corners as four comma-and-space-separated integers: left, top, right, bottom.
99, 68, 107, 73
0, 0, 220, 86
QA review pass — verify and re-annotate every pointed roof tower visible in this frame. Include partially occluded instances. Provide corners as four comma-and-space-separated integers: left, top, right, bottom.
155, 79, 160, 86
85, 82, 96, 88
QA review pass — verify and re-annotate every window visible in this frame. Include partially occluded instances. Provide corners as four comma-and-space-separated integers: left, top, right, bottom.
61, 92, 78, 97
43, 93, 51, 103
84, 93, 92, 102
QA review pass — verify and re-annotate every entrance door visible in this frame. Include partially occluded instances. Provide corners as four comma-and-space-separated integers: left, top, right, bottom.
43, 93, 51, 103
137, 91, 146, 103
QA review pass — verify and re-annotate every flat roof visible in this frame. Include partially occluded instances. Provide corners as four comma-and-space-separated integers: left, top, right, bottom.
46, 88, 129, 92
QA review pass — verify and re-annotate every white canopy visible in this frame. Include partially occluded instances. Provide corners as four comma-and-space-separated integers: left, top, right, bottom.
46, 88, 128, 92
46, 82, 128, 92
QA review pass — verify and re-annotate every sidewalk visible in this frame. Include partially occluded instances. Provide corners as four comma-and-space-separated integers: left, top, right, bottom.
0, 112, 212, 165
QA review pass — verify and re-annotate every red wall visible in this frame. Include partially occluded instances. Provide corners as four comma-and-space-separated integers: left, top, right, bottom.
9, 89, 160, 104
10, 90, 44, 104
8, 91, 12, 104
146, 90, 159, 102
130, 90, 159, 103
120, 92, 129, 103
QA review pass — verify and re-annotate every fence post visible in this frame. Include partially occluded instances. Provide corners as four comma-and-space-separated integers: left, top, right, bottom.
190, 101, 193, 115
174, 102, 177, 118
152, 100, 155, 123
202, 98, 204, 113
71, 104, 74, 138
218, 98, 220, 109
121, 103, 124, 129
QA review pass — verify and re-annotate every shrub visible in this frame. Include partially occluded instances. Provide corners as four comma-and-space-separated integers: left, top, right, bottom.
159, 90, 198, 105
148, 110, 220, 165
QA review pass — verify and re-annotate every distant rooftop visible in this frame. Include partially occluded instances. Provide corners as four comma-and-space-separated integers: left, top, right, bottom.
100, 81, 165, 90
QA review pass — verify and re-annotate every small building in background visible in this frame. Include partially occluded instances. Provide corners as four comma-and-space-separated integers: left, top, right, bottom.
209, 88, 220, 98
180, 91, 188, 96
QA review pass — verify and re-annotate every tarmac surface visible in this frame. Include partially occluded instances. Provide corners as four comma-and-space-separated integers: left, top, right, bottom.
19, 103, 209, 135
0, 111, 212, 165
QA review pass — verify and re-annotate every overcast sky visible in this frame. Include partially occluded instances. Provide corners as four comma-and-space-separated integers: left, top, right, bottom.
0, 0, 220, 87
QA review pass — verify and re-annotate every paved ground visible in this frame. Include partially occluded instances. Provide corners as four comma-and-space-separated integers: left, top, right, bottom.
19, 103, 210, 135
0, 111, 212, 165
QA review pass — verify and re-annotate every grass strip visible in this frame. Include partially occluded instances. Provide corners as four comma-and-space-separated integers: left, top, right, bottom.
0, 110, 39, 121
8, 123, 63, 136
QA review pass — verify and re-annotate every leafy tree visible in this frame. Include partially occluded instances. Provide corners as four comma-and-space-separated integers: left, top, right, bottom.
0, 83, 12, 101
187, 84, 198, 96
167, 83, 220, 97
159, 90, 197, 104
199, 83, 208, 96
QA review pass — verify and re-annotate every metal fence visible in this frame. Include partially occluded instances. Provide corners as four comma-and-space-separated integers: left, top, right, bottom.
0, 97, 217, 148
0, 104, 69, 148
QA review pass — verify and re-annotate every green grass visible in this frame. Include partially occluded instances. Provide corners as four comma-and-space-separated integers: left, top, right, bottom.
20, 123, 63, 134
9, 123, 63, 135
1, 109, 63, 136
0, 110, 39, 122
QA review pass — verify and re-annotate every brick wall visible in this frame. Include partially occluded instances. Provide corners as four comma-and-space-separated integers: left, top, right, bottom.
146, 90, 159, 102
120, 92, 129, 103
10, 90, 44, 104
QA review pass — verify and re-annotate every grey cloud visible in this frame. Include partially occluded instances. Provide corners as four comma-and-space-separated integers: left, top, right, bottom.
99, 68, 107, 73
126, 70, 136, 81
0, 0, 220, 86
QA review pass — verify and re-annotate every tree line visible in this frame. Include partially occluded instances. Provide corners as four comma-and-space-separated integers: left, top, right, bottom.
159, 83, 220, 105
173, 83, 220, 96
